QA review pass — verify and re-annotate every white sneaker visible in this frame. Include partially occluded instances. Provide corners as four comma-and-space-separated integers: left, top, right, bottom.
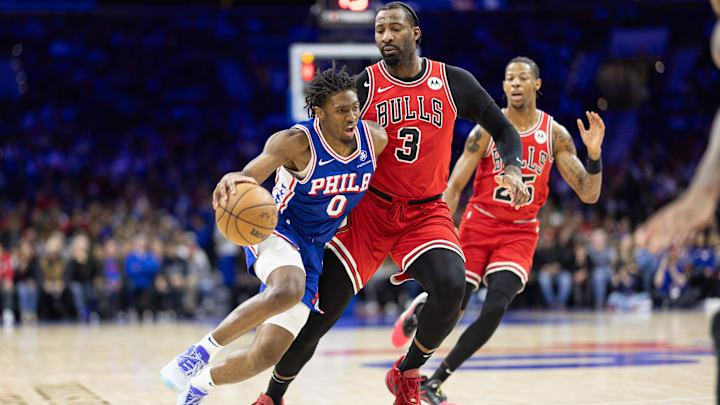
176, 383, 208, 405
161, 345, 210, 392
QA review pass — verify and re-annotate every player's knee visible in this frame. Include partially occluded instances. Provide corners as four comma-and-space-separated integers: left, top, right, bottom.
251, 342, 285, 371
483, 289, 513, 323
432, 269, 466, 312
266, 279, 305, 310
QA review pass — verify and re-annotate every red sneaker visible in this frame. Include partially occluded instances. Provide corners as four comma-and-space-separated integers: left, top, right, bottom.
391, 292, 427, 348
251, 393, 283, 405
385, 356, 423, 405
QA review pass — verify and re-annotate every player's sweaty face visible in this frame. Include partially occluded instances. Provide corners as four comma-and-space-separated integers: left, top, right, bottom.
322, 90, 360, 145
375, 9, 414, 66
503, 62, 538, 109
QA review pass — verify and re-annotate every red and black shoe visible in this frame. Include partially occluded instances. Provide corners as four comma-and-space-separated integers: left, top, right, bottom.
385, 356, 424, 405
391, 292, 428, 348
251, 393, 284, 405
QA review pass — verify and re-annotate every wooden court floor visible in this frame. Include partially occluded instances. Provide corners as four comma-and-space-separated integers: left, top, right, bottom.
0, 311, 716, 405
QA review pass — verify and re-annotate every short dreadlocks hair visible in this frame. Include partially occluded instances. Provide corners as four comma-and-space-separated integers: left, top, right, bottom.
304, 62, 357, 118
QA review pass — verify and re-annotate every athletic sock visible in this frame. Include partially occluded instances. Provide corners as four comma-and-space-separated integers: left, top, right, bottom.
197, 332, 224, 361
190, 368, 216, 392
429, 361, 453, 383
266, 372, 295, 405
399, 340, 434, 372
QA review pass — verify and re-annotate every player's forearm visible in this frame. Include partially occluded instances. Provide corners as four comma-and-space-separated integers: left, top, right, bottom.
446, 153, 477, 195
687, 109, 720, 201
557, 153, 601, 204
238, 153, 285, 185
578, 172, 602, 204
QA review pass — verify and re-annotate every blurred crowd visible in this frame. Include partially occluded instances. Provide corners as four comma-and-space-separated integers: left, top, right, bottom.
1, 3, 719, 324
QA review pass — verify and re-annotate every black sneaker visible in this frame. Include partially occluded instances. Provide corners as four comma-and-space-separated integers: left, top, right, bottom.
419, 378, 452, 405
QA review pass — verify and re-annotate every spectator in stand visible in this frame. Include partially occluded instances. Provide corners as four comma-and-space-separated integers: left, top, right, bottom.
161, 240, 188, 318
1, 242, 15, 326
97, 238, 125, 320
587, 229, 617, 309
67, 233, 99, 321
570, 240, 592, 307
14, 239, 39, 324
653, 248, 690, 307
536, 229, 573, 309
124, 235, 159, 320
38, 232, 74, 319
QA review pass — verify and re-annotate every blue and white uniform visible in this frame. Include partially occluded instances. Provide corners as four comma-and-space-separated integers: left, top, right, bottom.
244, 117, 376, 335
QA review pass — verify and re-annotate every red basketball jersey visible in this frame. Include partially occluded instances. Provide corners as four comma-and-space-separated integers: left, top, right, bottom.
360, 59, 458, 199
468, 109, 554, 222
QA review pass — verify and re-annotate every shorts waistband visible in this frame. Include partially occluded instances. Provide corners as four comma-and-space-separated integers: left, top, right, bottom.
471, 204, 538, 224
369, 186, 443, 205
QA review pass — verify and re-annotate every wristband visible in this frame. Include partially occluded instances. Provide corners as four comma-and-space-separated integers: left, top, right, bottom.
588, 157, 602, 174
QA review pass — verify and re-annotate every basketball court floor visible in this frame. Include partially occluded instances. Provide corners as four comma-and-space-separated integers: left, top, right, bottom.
1, 310, 715, 405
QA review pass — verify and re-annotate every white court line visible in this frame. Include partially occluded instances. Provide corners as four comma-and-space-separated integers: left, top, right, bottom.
590, 398, 714, 405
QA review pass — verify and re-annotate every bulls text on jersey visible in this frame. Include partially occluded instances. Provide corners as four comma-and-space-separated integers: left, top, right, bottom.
491, 145, 549, 176
375, 96, 444, 129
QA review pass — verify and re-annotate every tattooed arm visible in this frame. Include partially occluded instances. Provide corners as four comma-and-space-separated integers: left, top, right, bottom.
444, 125, 491, 214
553, 111, 605, 204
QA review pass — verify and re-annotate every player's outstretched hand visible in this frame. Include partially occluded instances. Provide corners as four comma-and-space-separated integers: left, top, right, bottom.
494, 165, 530, 209
577, 111, 605, 160
213, 172, 258, 210
634, 188, 716, 253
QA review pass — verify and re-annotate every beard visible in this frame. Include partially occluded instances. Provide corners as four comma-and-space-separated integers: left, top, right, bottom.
383, 53, 403, 67
340, 135, 357, 149
381, 44, 408, 67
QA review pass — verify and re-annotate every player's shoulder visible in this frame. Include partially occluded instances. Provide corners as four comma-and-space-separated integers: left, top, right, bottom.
362, 119, 388, 145
269, 126, 311, 151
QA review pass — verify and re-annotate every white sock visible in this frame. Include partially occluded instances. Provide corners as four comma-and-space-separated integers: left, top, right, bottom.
190, 368, 217, 393
197, 332, 224, 361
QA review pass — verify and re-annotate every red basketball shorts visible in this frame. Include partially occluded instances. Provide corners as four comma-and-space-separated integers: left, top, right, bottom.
459, 204, 539, 292
327, 191, 464, 294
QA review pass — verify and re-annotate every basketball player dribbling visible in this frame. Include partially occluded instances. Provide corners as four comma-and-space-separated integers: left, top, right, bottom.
391, 56, 605, 404
636, 1, 720, 403
256, 3, 530, 405
159, 66, 388, 405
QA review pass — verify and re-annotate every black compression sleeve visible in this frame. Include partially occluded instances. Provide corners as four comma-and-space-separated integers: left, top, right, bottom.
355, 69, 370, 112
446, 65, 522, 168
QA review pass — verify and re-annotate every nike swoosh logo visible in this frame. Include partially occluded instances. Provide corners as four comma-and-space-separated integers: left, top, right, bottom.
363, 81, 370, 88
318, 159, 334, 166
378, 85, 394, 93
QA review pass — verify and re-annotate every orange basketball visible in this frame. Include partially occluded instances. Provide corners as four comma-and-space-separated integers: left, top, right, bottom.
215, 183, 278, 246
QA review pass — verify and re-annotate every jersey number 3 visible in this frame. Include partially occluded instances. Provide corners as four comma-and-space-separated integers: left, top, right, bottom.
493, 175, 536, 206
394, 127, 421, 163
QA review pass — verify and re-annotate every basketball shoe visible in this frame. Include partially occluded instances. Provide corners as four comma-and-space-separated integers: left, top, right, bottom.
252, 393, 284, 405
391, 292, 427, 348
385, 356, 423, 405
419, 378, 456, 405
176, 384, 208, 405
161, 344, 210, 392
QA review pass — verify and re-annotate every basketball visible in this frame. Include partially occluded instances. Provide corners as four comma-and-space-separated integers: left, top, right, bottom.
215, 183, 278, 246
